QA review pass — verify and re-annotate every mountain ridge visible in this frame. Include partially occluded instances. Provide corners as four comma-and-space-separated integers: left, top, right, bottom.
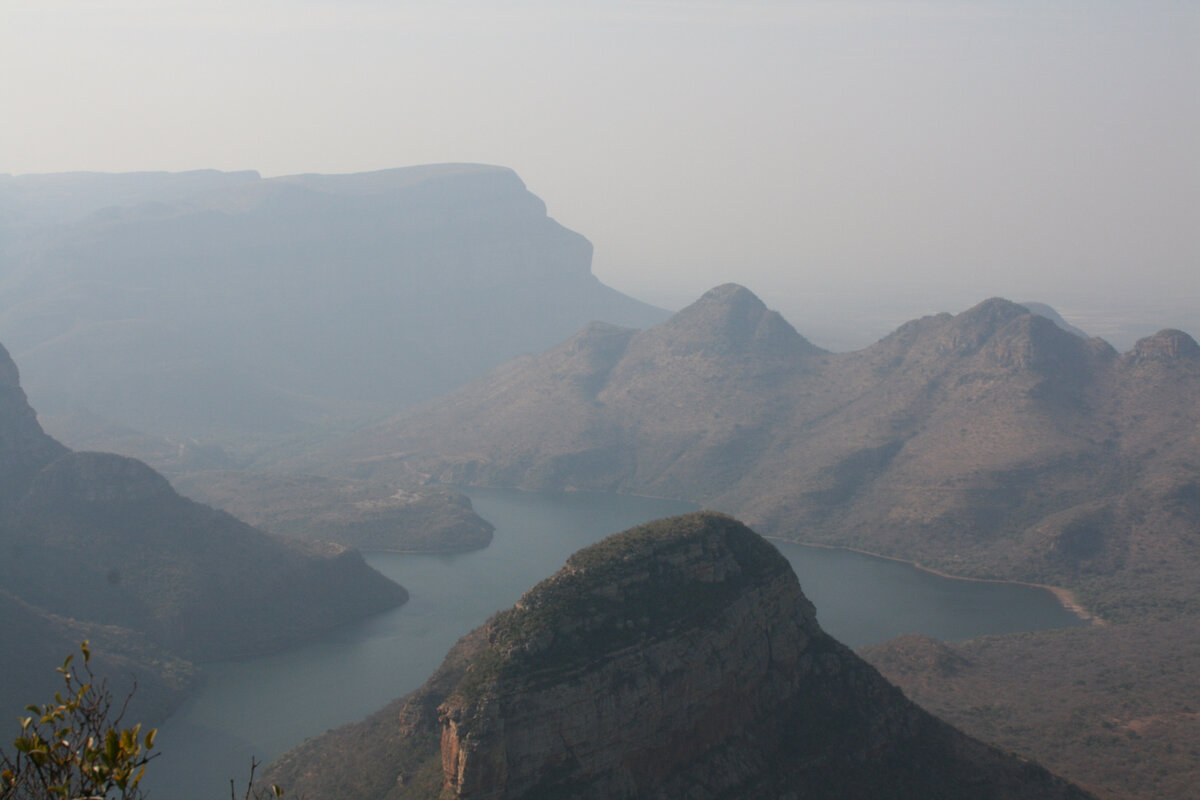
0, 340, 409, 720
313, 285, 1200, 622
0, 165, 668, 447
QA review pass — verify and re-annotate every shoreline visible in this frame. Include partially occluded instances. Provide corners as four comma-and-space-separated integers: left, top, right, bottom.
453, 484, 1106, 627
768, 537, 1105, 627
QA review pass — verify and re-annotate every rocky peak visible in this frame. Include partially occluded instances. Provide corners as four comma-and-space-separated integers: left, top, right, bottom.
1127, 329, 1200, 363
463, 512, 811, 676
978, 313, 1095, 374
651, 283, 823, 360
958, 296, 1031, 327
426, 513, 1091, 800
546, 322, 638, 397
938, 297, 1032, 353
862, 298, 1073, 374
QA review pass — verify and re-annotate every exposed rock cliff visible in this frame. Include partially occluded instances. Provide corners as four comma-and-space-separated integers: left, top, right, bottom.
266, 513, 1092, 800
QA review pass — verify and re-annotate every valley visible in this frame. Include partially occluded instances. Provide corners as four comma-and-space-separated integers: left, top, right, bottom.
1, 167, 1196, 799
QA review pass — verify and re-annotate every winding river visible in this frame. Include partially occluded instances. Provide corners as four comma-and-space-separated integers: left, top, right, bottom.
148, 488, 1084, 798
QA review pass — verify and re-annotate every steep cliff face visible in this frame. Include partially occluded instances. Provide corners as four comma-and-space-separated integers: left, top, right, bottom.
266, 513, 1092, 800
0, 165, 667, 443
439, 513, 823, 799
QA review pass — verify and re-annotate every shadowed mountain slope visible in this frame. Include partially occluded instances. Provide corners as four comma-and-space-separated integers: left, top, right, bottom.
0, 589, 194, 726
318, 287, 1200, 620
0, 342, 407, 718
265, 513, 1092, 800
0, 165, 666, 444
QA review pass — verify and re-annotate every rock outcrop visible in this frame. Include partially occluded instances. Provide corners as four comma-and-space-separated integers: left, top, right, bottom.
266, 513, 1093, 800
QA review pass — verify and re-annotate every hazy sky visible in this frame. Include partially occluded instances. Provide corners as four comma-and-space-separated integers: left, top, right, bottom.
3, 0, 1197, 346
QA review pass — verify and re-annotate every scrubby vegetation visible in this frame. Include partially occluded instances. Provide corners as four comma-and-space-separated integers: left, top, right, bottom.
1, 644, 286, 800
0, 644, 157, 800
862, 620, 1200, 800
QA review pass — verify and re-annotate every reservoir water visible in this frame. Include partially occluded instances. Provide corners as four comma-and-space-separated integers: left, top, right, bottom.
148, 488, 1084, 798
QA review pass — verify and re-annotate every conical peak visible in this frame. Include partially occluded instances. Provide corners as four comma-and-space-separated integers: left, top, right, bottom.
954, 297, 1031, 332
658, 284, 821, 358
1129, 329, 1200, 363
694, 282, 766, 308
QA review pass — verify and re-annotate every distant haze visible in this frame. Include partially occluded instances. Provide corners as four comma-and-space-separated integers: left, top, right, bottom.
2, 1, 1196, 348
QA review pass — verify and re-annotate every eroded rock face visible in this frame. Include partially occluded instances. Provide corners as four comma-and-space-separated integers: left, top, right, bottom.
266, 513, 1093, 800
440, 514, 821, 798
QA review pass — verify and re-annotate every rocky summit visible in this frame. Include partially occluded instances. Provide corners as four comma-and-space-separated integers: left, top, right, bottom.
266, 512, 1092, 800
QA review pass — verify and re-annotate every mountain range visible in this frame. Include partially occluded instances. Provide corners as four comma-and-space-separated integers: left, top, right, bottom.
0, 166, 665, 446
4, 164, 1196, 797
313, 284, 1200, 622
